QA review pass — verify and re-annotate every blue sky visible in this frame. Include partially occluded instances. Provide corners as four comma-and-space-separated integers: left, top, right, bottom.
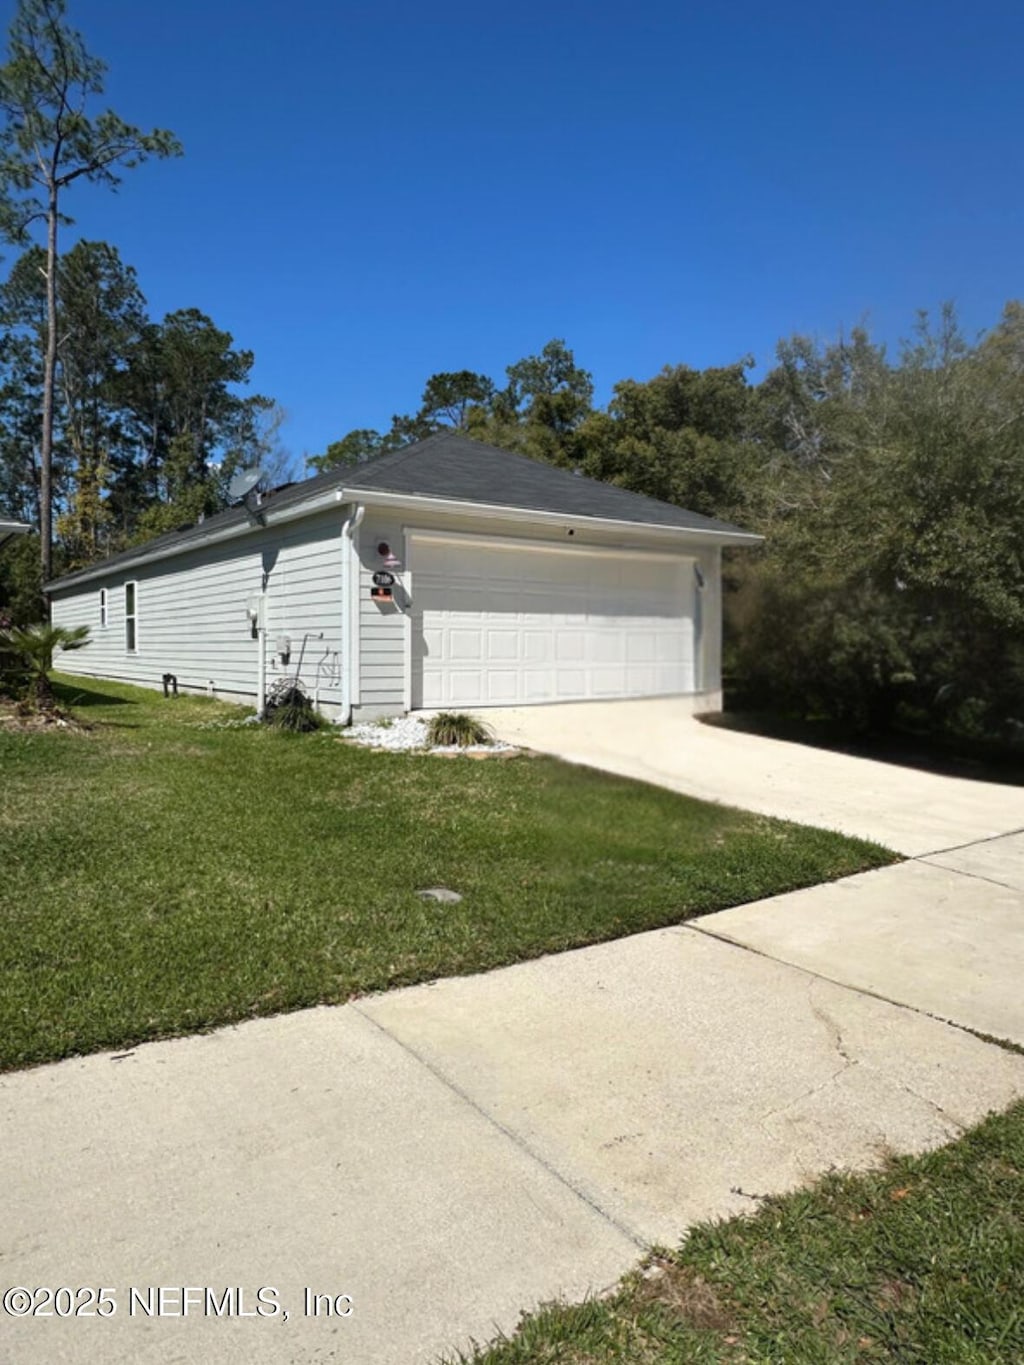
3, 0, 1022, 468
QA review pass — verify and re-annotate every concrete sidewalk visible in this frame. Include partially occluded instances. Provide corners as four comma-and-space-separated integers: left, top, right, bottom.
3, 927, 1023, 1365
482, 700, 1024, 856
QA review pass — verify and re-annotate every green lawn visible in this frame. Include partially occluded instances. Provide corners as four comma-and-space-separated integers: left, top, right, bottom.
459, 1099, 1024, 1364
0, 675, 895, 1071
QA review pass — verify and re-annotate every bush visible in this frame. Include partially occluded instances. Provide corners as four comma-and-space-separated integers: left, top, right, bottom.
263, 679, 323, 733
425, 711, 493, 747
0, 621, 90, 710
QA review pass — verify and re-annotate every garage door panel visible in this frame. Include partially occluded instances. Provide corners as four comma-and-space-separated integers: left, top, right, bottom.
523, 631, 553, 663
486, 630, 519, 662
591, 666, 628, 696
412, 541, 695, 709
555, 669, 587, 697
591, 634, 625, 664
523, 670, 556, 700
419, 626, 443, 660
555, 633, 586, 661
657, 632, 686, 661
448, 671, 487, 705
448, 629, 483, 662
420, 672, 444, 707
486, 671, 520, 703
626, 632, 658, 664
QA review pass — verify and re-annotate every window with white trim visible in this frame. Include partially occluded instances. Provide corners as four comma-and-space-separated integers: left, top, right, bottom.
99, 588, 108, 628
125, 581, 138, 652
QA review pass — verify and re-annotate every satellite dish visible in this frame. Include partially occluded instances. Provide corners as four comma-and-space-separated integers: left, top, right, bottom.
228, 466, 265, 503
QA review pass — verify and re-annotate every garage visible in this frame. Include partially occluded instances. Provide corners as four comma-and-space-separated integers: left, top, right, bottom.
410, 533, 697, 709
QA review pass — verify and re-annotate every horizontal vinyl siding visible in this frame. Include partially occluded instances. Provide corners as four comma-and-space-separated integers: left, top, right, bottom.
51, 510, 345, 706
357, 511, 406, 707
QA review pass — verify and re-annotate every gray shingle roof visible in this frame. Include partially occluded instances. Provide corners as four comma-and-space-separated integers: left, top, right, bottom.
46, 433, 758, 591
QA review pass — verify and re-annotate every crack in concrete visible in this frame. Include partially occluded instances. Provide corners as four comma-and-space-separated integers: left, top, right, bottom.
757, 1060, 856, 1136
899, 1082, 967, 1134
808, 984, 854, 1065
755, 982, 861, 1138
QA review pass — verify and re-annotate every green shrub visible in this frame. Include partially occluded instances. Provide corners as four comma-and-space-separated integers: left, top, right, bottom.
263, 680, 323, 733
425, 711, 493, 747
0, 622, 90, 710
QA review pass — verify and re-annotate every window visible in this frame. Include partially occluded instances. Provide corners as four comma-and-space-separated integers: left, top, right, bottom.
125, 582, 138, 652
99, 588, 108, 628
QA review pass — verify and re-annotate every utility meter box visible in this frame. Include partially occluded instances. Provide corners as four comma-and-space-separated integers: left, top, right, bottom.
246, 593, 266, 630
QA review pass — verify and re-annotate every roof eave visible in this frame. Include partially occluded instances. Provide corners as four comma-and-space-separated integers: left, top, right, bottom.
341, 486, 763, 545
0, 519, 32, 552
45, 488, 350, 592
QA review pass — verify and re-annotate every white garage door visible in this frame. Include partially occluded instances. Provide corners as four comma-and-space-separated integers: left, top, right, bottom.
411, 536, 696, 709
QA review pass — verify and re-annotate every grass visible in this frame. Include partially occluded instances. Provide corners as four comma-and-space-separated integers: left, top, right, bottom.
457, 1099, 1024, 1364
0, 676, 895, 1071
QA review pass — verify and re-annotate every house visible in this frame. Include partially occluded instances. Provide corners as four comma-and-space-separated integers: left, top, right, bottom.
46, 433, 760, 721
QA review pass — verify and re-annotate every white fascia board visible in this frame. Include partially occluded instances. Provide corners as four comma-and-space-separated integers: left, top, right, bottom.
45, 490, 352, 592
342, 487, 763, 546
0, 519, 31, 550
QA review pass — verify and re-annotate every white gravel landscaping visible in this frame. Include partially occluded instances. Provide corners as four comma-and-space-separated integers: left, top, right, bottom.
340, 714, 515, 754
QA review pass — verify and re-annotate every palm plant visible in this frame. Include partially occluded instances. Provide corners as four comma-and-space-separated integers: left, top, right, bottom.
0, 622, 90, 710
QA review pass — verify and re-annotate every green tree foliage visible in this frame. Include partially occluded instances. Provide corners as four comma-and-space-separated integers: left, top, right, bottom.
113, 307, 271, 541
0, 255, 48, 530
307, 427, 404, 473
732, 306, 1024, 738
0, 243, 279, 568
0, 528, 41, 626
315, 341, 593, 469
490, 339, 594, 465
0, 0, 181, 586
0, 617, 87, 707
53, 241, 146, 563
578, 361, 757, 520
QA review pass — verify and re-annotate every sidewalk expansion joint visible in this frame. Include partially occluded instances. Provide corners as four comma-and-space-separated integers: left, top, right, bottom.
350, 1001, 649, 1252
913, 856, 1023, 895
914, 825, 1024, 858
680, 921, 1024, 1058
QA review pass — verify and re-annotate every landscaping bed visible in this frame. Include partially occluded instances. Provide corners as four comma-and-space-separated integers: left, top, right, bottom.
0, 676, 896, 1071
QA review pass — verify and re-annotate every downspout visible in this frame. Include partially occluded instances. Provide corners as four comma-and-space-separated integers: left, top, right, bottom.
256, 599, 267, 718
340, 502, 365, 725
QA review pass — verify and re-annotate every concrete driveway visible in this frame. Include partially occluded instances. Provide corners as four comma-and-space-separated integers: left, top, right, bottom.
483, 698, 1024, 856
487, 698, 1024, 1047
